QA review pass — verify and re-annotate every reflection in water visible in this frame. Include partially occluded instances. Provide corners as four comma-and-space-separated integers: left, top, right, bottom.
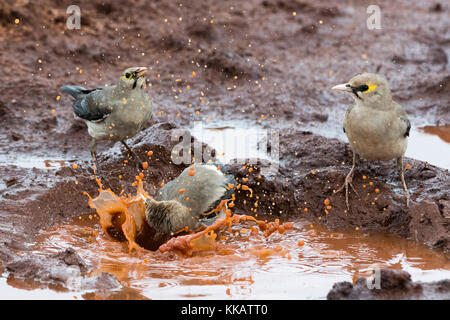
190, 122, 276, 165
405, 125, 450, 170
14, 213, 449, 300
421, 125, 450, 143
0, 154, 76, 169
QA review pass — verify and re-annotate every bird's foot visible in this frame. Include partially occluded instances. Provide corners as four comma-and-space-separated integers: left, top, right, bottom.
400, 177, 410, 208
120, 140, 144, 172
124, 154, 143, 172
90, 155, 109, 184
405, 192, 410, 207
135, 157, 144, 172
397, 158, 410, 208
334, 172, 359, 210
91, 155, 100, 174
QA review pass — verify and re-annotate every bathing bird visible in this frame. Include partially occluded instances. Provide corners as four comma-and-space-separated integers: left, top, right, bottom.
90, 163, 236, 251
61, 67, 153, 169
331, 73, 411, 208
144, 163, 236, 240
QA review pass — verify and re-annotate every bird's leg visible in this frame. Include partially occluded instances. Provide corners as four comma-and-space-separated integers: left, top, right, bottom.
89, 138, 109, 186
90, 138, 100, 173
121, 140, 143, 170
334, 152, 359, 209
396, 157, 410, 207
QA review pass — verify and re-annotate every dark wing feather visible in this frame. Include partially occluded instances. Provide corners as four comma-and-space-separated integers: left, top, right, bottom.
60, 85, 87, 98
71, 88, 112, 122
343, 104, 353, 134
402, 117, 411, 137
203, 174, 236, 215
393, 101, 410, 138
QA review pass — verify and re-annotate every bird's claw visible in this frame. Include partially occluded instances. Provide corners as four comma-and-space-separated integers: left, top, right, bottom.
91, 155, 100, 173
334, 173, 358, 210
403, 189, 410, 207
348, 182, 359, 197
136, 159, 144, 171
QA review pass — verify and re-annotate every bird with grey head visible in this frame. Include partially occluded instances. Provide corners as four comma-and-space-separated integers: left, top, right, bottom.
331, 73, 411, 208
61, 67, 153, 170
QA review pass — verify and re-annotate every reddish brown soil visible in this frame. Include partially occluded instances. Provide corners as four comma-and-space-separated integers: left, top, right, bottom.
0, 0, 449, 297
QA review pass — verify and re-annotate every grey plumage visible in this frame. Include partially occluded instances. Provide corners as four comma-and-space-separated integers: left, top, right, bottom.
61, 67, 153, 168
145, 163, 236, 236
332, 73, 410, 207
60, 86, 107, 121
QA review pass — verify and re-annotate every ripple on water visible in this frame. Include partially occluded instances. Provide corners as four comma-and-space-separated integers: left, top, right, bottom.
17, 213, 450, 299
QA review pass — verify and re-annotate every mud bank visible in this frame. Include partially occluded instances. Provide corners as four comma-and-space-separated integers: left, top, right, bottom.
6, 248, 120, 291
225, 130, 450, 254
327, 269, 450, 299
0, 0, 449, 295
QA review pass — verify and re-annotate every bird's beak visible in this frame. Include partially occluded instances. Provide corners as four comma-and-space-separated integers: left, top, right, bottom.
331, 83, 352, 92
136, 67, 147, 78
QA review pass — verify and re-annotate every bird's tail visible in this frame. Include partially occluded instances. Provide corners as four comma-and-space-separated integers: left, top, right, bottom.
60, 85, 87, 98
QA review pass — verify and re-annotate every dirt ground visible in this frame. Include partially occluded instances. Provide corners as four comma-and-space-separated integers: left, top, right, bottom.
0, 0, 449, 299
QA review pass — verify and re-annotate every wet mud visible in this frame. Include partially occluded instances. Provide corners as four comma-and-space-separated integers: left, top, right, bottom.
0, 0, 449, 298
327, 269, 450, 300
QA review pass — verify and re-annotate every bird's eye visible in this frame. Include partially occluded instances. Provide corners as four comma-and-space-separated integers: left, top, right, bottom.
125, 72, 132, 79
358, 84, 369, 92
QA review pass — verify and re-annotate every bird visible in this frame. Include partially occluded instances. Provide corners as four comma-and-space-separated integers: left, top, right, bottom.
140, 163, 236, 249
331, 73, 411, 208
61, 67, 153, 170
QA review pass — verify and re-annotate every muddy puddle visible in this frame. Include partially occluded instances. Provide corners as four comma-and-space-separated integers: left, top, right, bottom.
1, 120, 449, 300
0, 212, 447, 300
191, 121, 277, 165
406, 125, 450, 170
0, 154, 77, 170
0, 0, 448, 301
1, 122, 447, 300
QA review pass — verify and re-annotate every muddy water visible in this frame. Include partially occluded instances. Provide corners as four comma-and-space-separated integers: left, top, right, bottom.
406, 125, 450, 170
1, 213, 443, 299
1, 124, 448, 300
0, 154, 76, 170
191, 121, 277, 165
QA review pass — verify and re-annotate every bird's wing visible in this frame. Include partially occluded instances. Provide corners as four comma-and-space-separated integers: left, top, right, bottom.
343, 104, 354, 133
400, 117, 411, 137
72, 87, 114, 122
202, 173, 235, 214
394, 102, 411, 137
156, 164, 234, 215
60, 85, 88, 98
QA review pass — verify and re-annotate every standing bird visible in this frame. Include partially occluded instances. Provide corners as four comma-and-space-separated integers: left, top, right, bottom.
61, 67, 153, 169
331, 73, 411, 208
